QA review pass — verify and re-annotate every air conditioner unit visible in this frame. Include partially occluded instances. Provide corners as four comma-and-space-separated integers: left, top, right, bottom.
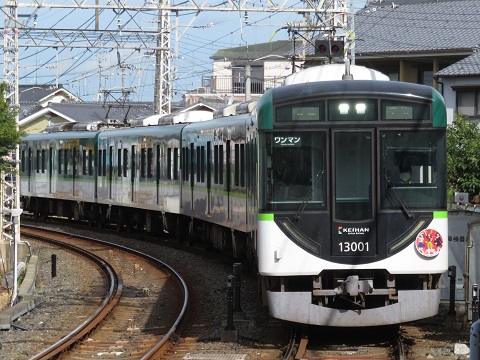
197, 87, 206, 94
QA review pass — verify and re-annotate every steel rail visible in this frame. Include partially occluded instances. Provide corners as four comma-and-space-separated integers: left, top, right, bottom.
22, 224, 189, 359
22, 227, 123, 360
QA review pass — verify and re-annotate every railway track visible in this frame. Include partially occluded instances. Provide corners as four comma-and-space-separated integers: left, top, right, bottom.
282, 326, 405, 360
18, 225, 188, 359
7, 218, 470, 360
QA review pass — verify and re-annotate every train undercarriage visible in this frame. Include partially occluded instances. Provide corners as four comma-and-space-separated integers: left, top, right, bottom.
21, 196, 256, 262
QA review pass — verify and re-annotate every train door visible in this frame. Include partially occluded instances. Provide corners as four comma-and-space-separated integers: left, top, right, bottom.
331, 130, 376, 257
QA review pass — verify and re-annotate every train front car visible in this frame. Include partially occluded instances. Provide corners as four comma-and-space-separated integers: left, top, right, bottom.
257, 79, 447, 327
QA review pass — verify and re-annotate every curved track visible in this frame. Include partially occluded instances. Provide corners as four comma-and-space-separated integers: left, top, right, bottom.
21, 225, 188, 359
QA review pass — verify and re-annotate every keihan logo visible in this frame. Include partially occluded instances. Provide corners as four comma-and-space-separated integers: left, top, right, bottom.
338, 226, 370, 235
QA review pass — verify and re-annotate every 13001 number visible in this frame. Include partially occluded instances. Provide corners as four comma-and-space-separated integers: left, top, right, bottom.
338, 241, 369, 253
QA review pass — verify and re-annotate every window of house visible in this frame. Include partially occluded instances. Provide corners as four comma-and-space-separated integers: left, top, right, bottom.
456, 90, 480, 119
419, 69, 433, 87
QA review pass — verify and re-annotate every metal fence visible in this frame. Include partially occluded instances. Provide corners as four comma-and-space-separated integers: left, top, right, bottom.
201, 76, 285, 95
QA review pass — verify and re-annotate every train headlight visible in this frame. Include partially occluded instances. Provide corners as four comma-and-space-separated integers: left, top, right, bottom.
356, 103, 366, 114
339, 103, 349, 114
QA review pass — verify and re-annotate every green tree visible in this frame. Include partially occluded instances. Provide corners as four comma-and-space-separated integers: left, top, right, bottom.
447, 114, 480, 198
0, 82, 24, 173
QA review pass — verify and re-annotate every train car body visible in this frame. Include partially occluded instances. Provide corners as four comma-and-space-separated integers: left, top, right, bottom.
95, 125, 186, 231
256, 79, 448, 326
19, 65, 447, 327
20, 131, 97, 220
180, 109, 257, 256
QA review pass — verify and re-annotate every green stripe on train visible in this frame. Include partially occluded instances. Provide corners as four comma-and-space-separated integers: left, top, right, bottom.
433, 211, 448, 219
258, 213, 274, 221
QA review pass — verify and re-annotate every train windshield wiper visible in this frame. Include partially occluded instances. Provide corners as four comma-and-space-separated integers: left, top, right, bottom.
385, 175, 413, 220
293, 170, 324, 222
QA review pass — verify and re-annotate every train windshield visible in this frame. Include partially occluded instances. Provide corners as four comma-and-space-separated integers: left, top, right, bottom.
261, 132, 326, 211
381, 130, 446, 209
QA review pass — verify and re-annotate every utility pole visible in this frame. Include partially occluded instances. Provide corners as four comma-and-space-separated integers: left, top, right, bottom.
2, 0, 23, 305
154, 0, 171, 115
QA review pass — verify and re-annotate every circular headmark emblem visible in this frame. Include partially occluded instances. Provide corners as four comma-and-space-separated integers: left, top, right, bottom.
415, 229, 443, 258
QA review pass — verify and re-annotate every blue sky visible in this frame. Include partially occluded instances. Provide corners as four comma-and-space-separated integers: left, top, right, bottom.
2, 1, 368, 104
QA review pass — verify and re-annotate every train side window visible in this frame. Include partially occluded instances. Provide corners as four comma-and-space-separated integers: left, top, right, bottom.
28, 148, 32, 175
64, 149, 68, 174
167, 147, 172, 180
123, 149, 128, 177
42, 150, 46, 173
117, 149, 122, 177
147, 148, 153, 178
83, 149, 87, 175
141, 148, 147, 178
173, 148, 179, 180
183, 146, 189, 182
49, 148, 53, 178
200, 146, 205, 183
36, 150, 41, 173
190, 143, 195, 186
72, 147, 77, 176
108, 146, 113, 180
181, 147, 185, 181
21, 150, 25, 172
219, 145, 224, 185
27, 148, 32, 175
102, 149, 107, 177
234, 144, 240, 186
214, 145, 219, 184
88, 149, 94, 176
240, 143, 245, 187
131, 146, 136, 179
58, 150, 63, 174
98, 149, 103, 177
207, 142, 211, 188
156, 145, 161, 181
226, 141, 230, 190
196, 146, 201, 183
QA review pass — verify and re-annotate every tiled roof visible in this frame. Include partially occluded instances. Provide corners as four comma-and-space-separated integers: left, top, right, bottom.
354, 0, 480, 55
47, 102, 155, 122
211, 40, 293, 60
436, 51, 480, 77
18, 85, 76, 104
366, 0, 463, 5
19, 101, 156, 127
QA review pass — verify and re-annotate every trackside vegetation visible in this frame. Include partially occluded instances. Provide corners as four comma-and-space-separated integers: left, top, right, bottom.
0, 83, 24, 173
447, 114, 480, 201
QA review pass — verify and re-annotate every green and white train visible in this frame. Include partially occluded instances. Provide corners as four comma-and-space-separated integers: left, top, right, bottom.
20, 65, 448, 326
